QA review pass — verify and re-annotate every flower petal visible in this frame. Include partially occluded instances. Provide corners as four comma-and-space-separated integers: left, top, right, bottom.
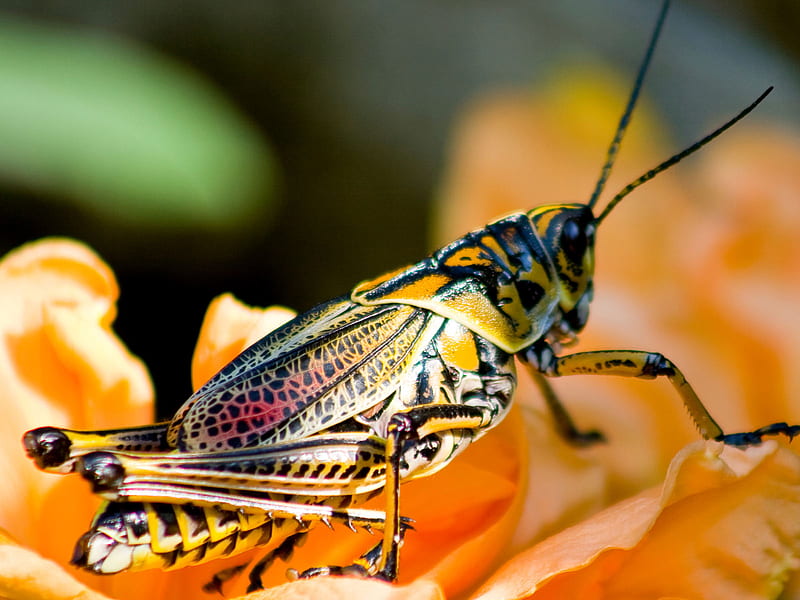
0, 238, 153, 571
0, 527, 112, 600
234, 577, 444, 600
472, 441, 800, 600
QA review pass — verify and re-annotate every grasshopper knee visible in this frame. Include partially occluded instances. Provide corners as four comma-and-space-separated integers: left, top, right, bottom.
78, 452, 125, 494
520, 341, 558, 375
23, 427, 72, 470
640, 352, 677, 379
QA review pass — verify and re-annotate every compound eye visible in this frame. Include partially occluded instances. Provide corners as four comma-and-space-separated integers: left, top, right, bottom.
561, 218, 588, 262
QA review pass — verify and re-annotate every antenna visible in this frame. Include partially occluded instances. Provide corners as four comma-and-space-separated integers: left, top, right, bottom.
587, 0, 671, 209
595, 86, 773, 224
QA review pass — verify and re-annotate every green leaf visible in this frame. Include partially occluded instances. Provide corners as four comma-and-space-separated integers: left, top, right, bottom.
0, 14, 276, 228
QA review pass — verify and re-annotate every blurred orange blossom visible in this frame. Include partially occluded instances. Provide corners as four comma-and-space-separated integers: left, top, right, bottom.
2, 71, 800, 600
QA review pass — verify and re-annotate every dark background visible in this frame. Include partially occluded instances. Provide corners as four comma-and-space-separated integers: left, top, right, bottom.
1, 0, 798, 418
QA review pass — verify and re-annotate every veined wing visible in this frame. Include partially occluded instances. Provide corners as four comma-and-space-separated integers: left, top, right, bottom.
168, 298, 438, 452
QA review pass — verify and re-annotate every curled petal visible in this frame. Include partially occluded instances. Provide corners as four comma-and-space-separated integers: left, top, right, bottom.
472, 441, 800, 600
0, 528, 112, 600
0, 239, 152, 577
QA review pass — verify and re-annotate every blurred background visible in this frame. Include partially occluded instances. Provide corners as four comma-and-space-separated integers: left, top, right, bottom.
0, 0, 798, 418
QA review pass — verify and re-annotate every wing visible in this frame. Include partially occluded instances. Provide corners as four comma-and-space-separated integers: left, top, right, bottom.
168, 297, 439, 452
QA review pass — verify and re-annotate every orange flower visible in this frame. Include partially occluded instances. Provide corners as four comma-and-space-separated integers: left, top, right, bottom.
3, 68, 800, 600
434, 70, 800, 598
0, 238, 147, 600
0, 239, 299, 600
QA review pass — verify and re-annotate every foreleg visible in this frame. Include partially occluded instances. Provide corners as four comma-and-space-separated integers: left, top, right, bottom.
523, 340, 800, 445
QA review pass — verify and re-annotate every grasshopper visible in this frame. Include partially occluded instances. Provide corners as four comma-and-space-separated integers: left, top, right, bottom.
22, 0, 800, 592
